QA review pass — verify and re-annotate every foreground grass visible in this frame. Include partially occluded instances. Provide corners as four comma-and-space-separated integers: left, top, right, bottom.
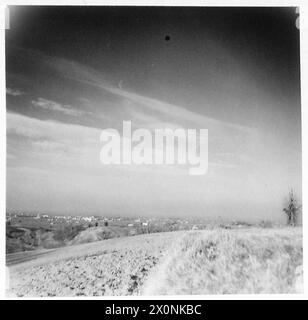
8, 227, 302, 296
142, 227, 302, 295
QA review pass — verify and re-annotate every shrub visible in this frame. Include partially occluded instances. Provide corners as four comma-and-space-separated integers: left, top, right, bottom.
53, 224, 85, 242
259, 220, 273, 228
283, 189, 301, 226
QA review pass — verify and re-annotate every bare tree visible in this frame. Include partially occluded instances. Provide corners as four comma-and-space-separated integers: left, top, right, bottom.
283, 189, 301, 226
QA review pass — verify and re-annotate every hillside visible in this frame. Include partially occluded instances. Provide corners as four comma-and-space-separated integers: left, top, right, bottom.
142, 227, 303, 294
7, 227, 302, 296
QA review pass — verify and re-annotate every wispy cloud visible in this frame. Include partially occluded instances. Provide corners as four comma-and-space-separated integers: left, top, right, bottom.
7, 111, 100, 171
7, 112, 99, 145
6, 112, 199, 176
10, 47, 253, 133
31, 98, 92, 117
6, 87, 25, 96
94, 84, 252, 133
7, 47, 255, 173
59, 66, 253, 133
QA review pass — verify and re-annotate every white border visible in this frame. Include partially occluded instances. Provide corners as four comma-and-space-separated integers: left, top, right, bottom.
0, 1, 306, 300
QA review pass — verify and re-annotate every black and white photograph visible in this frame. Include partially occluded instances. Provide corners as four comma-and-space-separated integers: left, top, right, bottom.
3, 5, 303, 298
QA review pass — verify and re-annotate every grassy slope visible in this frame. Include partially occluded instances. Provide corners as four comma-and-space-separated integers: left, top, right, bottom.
7, 227, 302, 296
142, 227, 303, 295
68, 226, 129, 245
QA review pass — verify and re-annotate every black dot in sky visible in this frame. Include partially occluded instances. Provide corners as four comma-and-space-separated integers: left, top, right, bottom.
165, 35, 170, 42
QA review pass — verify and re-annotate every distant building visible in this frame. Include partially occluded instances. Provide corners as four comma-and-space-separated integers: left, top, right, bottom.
82, 217, 92, 222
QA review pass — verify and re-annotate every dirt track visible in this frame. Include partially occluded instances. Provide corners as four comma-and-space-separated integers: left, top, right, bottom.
7, 228, 302, 296
7, 231, 183, 297
6, 249, 55, 266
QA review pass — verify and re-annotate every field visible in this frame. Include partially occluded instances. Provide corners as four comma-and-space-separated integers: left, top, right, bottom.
7, 227, 302, 297
6, 215, 196, 253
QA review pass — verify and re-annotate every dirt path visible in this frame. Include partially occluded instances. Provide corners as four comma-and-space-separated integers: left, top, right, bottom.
7, 231, 184, 297
6, 249, 56, 266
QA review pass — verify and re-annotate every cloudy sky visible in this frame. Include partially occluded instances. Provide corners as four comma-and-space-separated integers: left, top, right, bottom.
6, 7, 301, 221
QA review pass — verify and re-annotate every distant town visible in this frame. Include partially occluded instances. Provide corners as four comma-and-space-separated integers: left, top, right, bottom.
7, 211, 283, 255
6, 212, 217, 254
6, 211, 204, 231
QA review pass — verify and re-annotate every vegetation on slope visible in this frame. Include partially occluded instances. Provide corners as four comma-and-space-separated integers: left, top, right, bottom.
142, 228, 303, 295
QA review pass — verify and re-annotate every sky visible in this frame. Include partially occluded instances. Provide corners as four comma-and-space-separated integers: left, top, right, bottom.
6, 6, 301, 221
